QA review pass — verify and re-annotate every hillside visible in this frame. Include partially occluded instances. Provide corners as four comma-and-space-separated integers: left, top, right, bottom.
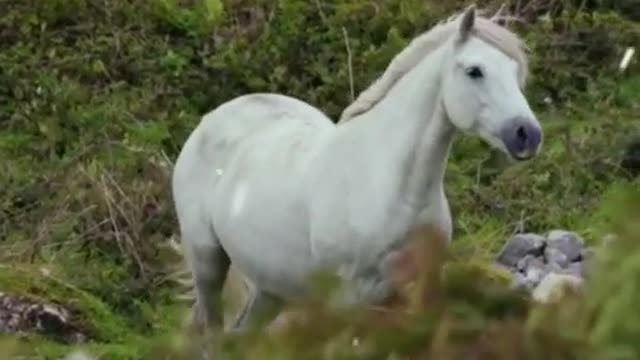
1, 0, 639, 359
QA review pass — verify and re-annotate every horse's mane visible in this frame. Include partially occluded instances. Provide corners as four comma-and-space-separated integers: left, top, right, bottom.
338, 8, 529, 123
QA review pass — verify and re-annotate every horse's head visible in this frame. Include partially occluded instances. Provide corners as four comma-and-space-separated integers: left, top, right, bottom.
442, 6, 542, 161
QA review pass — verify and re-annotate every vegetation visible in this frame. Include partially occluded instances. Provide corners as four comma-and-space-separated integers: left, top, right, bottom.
0, 0, 638, 358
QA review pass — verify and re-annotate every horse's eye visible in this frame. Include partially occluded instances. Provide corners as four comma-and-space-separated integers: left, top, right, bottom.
466, 66, 484, 79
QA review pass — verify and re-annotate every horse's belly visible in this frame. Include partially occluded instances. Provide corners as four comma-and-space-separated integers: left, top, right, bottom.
223, 239, 314, 298
215, 202, 316, 298
211, 147, 321, 298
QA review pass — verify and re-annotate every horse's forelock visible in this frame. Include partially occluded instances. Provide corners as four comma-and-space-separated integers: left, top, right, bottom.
473, 17, 529, 87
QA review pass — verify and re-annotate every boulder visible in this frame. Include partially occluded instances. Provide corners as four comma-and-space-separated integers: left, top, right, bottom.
532, 273, 584, 303
544, 246, 570, 268
0, 292, 87, 343
496, 233, 546, 267
546, 230, 584, 262
495, 229, 592, 298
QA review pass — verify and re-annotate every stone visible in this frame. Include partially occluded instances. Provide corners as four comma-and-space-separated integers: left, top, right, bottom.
515, 253, 547, 288
510, 271, 530, 291
532, 273, 583, 303
525, 265, 546, 287
516, 254, 540, 272
546, 230, 584, 262
544, 247, 569, 268
0, 292, 86, 343
562, 261, 585, 278
496, 233, 546, 267
544, 261, 564, 274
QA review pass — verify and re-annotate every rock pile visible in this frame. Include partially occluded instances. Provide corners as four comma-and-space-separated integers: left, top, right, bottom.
0, 292, 87, 343
495, 230, 590, 301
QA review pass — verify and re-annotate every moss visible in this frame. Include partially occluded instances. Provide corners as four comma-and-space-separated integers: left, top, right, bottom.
0, 264, 129, 342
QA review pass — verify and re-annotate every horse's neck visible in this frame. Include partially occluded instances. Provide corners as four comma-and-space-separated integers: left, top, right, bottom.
339, 45, 454, 211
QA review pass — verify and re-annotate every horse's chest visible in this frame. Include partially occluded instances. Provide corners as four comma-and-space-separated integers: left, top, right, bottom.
325, 193, 451, 305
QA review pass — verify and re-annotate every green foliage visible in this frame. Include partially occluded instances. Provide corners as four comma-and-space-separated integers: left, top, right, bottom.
0, 0, 638, 358
522, 6, 640, 105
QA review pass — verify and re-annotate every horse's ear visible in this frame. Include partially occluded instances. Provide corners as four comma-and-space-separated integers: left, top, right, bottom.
458, 4, 476, 43
491, 3, 509, 27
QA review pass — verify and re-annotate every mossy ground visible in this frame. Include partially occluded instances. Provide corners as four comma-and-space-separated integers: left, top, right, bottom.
1, 0, 638, 359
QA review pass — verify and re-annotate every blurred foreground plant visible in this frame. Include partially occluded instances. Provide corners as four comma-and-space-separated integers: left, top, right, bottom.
134, 183, 640, 360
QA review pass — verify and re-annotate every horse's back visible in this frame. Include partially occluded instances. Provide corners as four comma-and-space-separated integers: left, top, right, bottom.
196, 93, 331, 163
176, 93, 330, 175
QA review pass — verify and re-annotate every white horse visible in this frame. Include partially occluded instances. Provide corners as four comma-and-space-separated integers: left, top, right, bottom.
172, 4, 542, 338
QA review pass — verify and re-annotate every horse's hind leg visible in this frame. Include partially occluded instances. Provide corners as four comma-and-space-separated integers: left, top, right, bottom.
180, 216, 230, 335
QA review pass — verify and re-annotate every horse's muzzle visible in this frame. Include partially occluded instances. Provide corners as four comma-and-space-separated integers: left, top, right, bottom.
500, 117, 542, 160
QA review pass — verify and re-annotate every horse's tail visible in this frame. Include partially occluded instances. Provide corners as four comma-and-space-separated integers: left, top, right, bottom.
161, 236, 196, 303
163, 236, 252, 326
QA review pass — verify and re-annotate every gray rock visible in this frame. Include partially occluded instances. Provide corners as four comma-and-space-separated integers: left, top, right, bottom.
544, 261, 564, 274
0, 292, 86, 343
525, 265, 546, 287
516, 254, 539, 272
545, 247, 569, 268
513, 253, 548, 288
496, 233, 546, 267
546, 230, 584, 262
510, 271, 530, 291
532, 273, 584, 303
561, 261, 585, 278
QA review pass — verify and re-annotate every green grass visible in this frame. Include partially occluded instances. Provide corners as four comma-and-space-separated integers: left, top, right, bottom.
0, 0, 639, 358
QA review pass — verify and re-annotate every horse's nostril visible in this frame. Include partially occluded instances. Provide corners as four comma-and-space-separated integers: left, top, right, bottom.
516, 126, 528, 142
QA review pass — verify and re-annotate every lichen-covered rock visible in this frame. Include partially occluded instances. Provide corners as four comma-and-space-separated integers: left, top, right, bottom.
562, 261, 585, 278
516, 254, 542, 272
510, 271, 530, 291
544, 247, 570, 268
546, 230, 584, 262
0, 292, 87, 343
532, 273, 584, 303
544, 261, 564, 274
496, 233, 546, 267
525, 264, 546, 287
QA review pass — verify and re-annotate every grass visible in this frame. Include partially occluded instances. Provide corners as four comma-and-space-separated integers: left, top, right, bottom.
0, 0, 638, 358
